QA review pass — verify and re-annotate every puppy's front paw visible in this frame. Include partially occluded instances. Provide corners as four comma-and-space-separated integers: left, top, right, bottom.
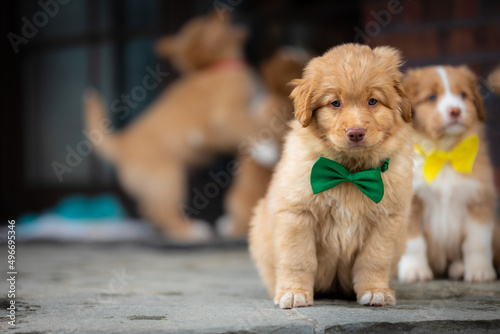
448, 260, 464, 280
166, 219, 213, 242
398, 263, 433, 282
464, 262, 496, 282
274, 291, 313, 309
398, 254, 433, 282
215, 215, 246, 239
358, 289, 396, 306
189, 219, 214, 241
215, 214, 234, 238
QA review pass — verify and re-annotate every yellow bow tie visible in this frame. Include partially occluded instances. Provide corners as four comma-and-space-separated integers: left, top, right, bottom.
415, 134, 479, 184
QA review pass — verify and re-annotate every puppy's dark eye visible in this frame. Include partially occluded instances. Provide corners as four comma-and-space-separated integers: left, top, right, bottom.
460, 92, 466, 99
331, 100, 341, 108
428, 94, 437, 102
368, 98, 378, 106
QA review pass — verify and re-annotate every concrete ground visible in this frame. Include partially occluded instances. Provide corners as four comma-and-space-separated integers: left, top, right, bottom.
1, 242, 500, 334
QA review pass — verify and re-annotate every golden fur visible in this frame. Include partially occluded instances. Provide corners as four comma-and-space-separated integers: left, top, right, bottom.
155, 12, 246, 73
249, 44, 414, 308
220, 48, 309, 238
399, 65, 498, 282
84, 13, 255, 241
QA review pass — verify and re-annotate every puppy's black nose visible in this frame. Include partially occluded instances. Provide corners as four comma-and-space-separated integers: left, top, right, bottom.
346, 127, 366, 143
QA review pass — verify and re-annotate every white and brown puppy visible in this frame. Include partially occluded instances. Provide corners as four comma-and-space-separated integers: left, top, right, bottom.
398, 65, 497, 282
249, 44, 414, 308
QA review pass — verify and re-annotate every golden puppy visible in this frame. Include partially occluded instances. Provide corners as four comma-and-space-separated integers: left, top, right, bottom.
84, 13, 254, 241
249, 44, 413, 308
218, 47, 310, 238
398, 65, 497, 282
155, 12, 247, 73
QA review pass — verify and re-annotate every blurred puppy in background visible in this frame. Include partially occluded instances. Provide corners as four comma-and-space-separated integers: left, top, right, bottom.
84, 13, 255, 241
488, 66, 500, 273
217, 47, 310, 238
399, 65, 497, 282
250, 44, 414, 308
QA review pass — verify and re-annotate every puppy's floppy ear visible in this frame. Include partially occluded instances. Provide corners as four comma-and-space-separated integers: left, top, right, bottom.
373, 46, 404, 71
155, 36, 176, 59
459, 66, 486, 122
289, 78, 314, 127
374, 46, 412, 123
394, 81, 412, 123
472, 81, 486, 122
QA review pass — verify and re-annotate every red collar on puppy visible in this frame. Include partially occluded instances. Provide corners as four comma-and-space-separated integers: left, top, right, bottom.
207, 58, 247, 72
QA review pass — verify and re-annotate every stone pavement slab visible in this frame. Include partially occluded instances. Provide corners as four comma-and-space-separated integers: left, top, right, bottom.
1, 243, 499, 333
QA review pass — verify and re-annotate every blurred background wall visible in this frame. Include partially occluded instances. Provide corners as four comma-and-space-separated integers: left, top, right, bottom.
1, 0, 499, 224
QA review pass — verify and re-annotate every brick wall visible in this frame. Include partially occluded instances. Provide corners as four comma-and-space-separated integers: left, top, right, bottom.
358, 0, 500, 191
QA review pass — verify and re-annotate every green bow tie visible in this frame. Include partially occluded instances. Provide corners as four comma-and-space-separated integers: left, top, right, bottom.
310, 157, 390, 203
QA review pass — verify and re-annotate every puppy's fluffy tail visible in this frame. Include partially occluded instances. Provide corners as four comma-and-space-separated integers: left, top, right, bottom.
83, 88, 118, 162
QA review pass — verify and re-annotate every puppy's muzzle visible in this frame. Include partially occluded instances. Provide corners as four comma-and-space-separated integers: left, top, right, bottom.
448, 107, 462, 123
346, 127, 366, 143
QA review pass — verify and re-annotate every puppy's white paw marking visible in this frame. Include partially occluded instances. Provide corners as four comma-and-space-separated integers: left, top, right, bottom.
398, 237, 433, 282
279, 292, 294, 309
463, 221, 496, 282
464, 262, 496, 282
359, 290, 396, 306
370, 292, 385, 306
448, 260, 464, 280
189, 219, 214, 241
359, 292, 372, 306
276, 291, 313, 309
215, 214, 233, 237
398, 262, 433, 282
